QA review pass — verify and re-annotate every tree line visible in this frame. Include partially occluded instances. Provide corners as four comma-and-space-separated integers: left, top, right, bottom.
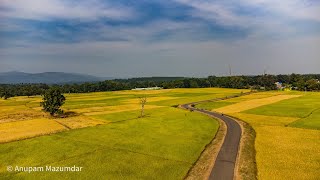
1, 73, 319, 99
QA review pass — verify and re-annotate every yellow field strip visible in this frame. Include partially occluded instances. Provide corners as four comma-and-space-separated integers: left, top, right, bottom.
113, 89, 172, 95
0, 110, 47, 124
214, 95, 301, 113
122, 96, 179, 104
0, 119, 67, 143
222, 92, 282, 103
55, 116, 106, 129
0, 105, 28, 113
83, 105, 164, 115
230, 113, 299, 127
65, 95, 127, 101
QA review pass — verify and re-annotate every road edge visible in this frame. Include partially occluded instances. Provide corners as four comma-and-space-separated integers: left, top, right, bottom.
181, 106, 227, 180
228, 115, 258, 180
181, 92, 256, 180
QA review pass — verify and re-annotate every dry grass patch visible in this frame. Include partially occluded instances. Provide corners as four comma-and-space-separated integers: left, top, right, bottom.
214, 95, 301, 113
0, 110, 47, 123
0, 103, 47, 123
55, 116, 106, 129
0, 119, 67, 143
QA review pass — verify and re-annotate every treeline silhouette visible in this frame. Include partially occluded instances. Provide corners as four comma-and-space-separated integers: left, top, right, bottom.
1, 74, 319, 99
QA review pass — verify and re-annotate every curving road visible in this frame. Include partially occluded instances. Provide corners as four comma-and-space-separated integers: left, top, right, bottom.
181, 95, 245, 180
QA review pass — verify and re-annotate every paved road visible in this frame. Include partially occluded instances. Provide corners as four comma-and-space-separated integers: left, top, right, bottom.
181, 95, 244, 180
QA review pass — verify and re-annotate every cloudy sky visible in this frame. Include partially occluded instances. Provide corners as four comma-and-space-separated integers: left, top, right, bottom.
0, 0, 319, 77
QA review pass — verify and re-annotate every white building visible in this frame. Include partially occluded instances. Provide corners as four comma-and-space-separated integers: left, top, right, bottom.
275, 82, 283, 90
132, 87, 163, 90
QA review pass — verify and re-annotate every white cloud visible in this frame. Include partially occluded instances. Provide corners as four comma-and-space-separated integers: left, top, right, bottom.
84, 20, 209, 42
1, 1, 319, 76
0, 0, 135, 21
172, 0, 320, 39
174, 0, 320, 23
173, 0, 247, 26
243, 0, 320, 22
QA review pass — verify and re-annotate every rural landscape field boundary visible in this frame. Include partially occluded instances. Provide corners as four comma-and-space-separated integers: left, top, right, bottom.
180, 92, 256, 180
183, 113, 227, 180
229, 116, 257, 180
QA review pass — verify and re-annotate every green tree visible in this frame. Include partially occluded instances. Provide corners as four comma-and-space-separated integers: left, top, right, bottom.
306, 79, 320, 91
0, 88, 4, 99
0, 88, 14, 100
40, 88, 66, 116
189, 80, 199, 88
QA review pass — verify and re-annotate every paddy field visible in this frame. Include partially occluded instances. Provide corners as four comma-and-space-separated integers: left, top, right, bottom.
0, 88, 246, 179
196, 91, 320, 180
1, 88, 319, 179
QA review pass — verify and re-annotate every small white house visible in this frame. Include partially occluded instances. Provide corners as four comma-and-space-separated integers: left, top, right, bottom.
132, 87, 163, 91
275, 82, 283, 90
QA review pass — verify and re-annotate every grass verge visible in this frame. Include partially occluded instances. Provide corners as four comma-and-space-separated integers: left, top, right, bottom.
233, 117, 258, 180
185, 117, 226, 180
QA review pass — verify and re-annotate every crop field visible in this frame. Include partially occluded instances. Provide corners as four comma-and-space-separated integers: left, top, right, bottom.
213, 95, 301, 114
195, 92, 282, 111
197, 91, 320, 179
0, 88, 247, 179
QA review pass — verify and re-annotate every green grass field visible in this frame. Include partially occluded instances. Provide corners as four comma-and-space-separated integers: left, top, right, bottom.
198, 91, 320, 180
245, 93, 320, 130
0, 88, 246, 179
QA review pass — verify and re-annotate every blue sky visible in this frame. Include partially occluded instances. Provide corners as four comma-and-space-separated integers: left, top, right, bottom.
0, 0, 319, 77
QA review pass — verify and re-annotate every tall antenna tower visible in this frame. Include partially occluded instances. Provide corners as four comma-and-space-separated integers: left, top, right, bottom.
263, 67, 269, 75
228, 64, 232, 76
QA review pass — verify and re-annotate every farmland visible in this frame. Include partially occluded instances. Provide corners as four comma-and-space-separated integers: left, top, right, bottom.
196, 91, 320, 180
0, 88, 246, 179
1, 88, 319, 179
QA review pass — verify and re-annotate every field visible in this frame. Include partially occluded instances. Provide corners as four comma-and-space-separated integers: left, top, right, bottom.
0, 88, 247, 179
196, 91, 320, 180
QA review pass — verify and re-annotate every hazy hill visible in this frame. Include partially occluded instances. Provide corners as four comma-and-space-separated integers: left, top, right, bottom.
0, 71, 110, 84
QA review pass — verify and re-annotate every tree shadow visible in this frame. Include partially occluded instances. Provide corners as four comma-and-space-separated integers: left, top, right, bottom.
54, 111, 80, 118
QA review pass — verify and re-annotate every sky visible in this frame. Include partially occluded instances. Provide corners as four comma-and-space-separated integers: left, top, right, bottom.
0, 0, 319, 77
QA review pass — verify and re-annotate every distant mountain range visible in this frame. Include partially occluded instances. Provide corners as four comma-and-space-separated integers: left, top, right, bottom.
0, 71, 112, 84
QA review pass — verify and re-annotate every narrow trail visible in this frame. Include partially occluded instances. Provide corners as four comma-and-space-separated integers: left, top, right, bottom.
181, 93, 251, 180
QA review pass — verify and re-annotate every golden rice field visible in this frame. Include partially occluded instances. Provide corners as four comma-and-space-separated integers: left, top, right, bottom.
0, 119, 66, 143
1, 88, 245, 143
1, 88, 319, 179
214, 94, 301, 113
0, 88, 248, 179
204, 91, 320, 180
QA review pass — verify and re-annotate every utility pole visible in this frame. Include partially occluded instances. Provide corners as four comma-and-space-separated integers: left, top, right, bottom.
263, 68, 267, 90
